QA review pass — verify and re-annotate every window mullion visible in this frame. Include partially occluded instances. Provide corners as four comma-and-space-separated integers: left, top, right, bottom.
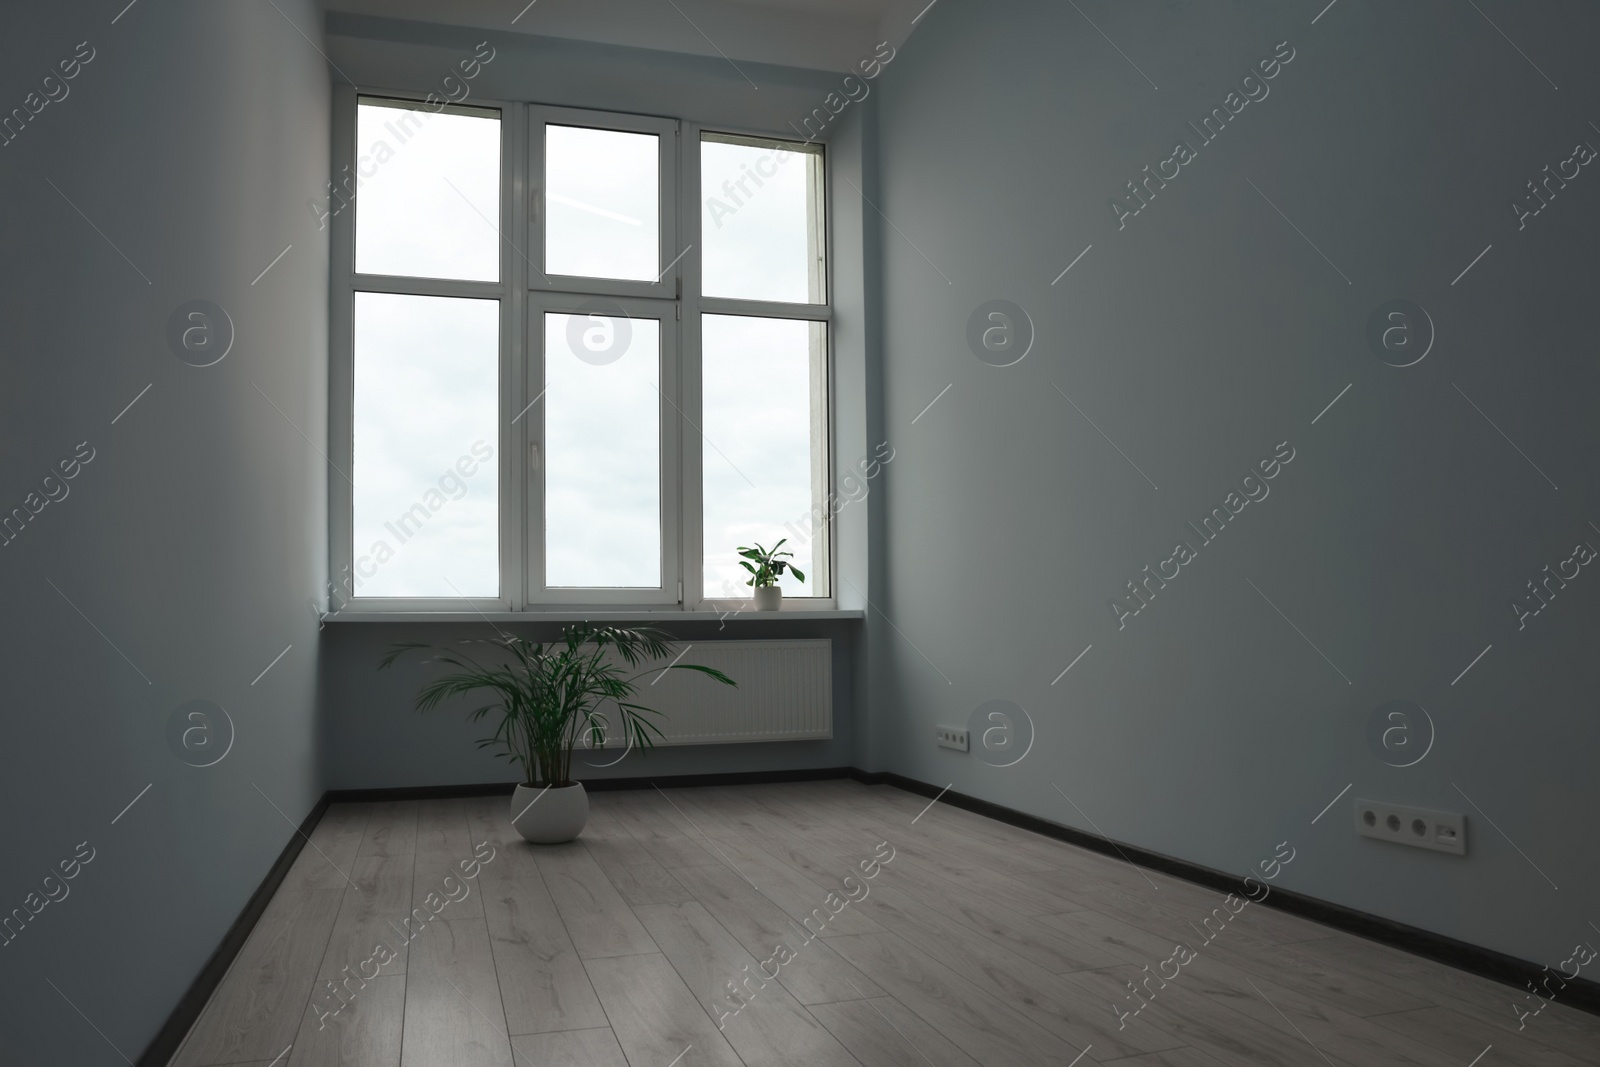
505, 101, 528, 610
680, 123, 702, 608
696, 296, 832, 321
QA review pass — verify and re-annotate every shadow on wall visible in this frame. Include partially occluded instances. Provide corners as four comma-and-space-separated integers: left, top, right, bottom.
318, 618, 863, 791
0, 0, 329, 1062
864, 0, 1600, 970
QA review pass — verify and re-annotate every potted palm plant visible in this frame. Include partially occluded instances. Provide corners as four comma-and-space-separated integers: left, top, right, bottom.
737, 539, 805, 611
380, 625, 735, 843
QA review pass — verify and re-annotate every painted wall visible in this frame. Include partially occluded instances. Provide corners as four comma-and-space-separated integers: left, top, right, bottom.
0, 1, 329, 1061
326, 0, 897, 73
868, 0, 1600, 968
326, 12, 846, 134
322, 618, 861, 789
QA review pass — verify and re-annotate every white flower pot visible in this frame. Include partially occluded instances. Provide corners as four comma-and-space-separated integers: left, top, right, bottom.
753, 586, 782, 611
510, 782, 589, 844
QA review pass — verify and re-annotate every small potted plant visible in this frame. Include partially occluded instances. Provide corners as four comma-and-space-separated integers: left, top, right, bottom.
381, 625, 735, 843
737, 539, 805, 611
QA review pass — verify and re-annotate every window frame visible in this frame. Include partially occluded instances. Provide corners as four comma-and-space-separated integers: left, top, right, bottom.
328, 88, 837, 617
330, 85, 516, 614
529, 106, 681, 299
527, 292, 681, 606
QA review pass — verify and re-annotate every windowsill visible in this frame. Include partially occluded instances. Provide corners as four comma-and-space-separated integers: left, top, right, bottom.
321, 608, 865, 623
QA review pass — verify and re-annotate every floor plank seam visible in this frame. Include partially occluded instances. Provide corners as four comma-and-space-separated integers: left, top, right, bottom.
170, 784, 1600, 1067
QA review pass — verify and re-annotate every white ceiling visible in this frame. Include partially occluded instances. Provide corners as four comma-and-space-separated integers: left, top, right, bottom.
325, 0, 928, 72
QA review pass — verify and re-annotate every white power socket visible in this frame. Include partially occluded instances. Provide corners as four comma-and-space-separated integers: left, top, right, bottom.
1353, 798, 1466, 856
935, 726, 969, 751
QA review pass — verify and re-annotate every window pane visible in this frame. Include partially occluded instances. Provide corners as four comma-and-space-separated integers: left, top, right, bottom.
355, 99, 500, 282
702, 315, 826, 599
545, 125, 659, 281
544, 312, 662, 587
702, 135, 824, 303
353, 293, 499, 597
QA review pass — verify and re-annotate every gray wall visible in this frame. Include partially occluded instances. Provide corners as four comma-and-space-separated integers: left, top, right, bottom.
326, 13, 845, 134
322, 619, 861, 788
868, 0, 1600, 967
0, 1, 329, 1061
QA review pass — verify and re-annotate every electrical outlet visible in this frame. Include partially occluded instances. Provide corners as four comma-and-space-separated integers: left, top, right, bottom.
1353, 798, 1466, 856
936, 726, 969, 751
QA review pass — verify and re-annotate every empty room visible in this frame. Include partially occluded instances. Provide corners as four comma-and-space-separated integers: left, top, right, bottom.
4, 1, 1599, 1064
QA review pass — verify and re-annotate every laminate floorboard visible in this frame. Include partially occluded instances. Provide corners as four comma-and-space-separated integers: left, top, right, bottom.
513, 1026, 630, 1066
825, 930, 1081, 1067
1117, 957, 1460, 1067
655, 797, 886, 938
1057, 966, 1363, 1067
870, 860, 1122, 973
605, 790, 728, 869
317, 851, 415, 981
1098, 1048, 1231, 1067
359, 800, 419, 859
584, 951, 745, 1067
581, 805, 699, 905
288, 972, 405, 1067
412, 798, 484, 920
170, 886, 343, 1067
467, 797, 610, 1035
1304, 930, 1600, 1058
853, 882, 1186, 1060
632, 900, 861, 1067
533, 837, 659, 959
808, 996, 984, 1067
279, 803, 372, 896
170, 780, 1600, 1066
1365, 1005, 1596, 1067
400, 917, 514, 1067
668, 861, 886, 1005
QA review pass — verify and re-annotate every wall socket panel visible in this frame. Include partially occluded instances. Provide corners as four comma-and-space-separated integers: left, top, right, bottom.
935, 726, 969, 751
1353, 798, 1466, 856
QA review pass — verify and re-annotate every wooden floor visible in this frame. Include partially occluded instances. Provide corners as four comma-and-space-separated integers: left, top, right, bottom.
170, 780, 1600, 1066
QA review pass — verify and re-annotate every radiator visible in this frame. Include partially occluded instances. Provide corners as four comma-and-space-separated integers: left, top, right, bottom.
578, 639, 832, 747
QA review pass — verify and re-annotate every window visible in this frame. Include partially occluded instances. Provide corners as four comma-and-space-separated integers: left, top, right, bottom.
699, 314, 827, 600
544, 125, 661, 282
543, 310, 663, 588
352, 292, 499, 597
333, 92, 831, 611
700, 134, 825, 303
696, 133, 829, 602
345, 98, 503, 603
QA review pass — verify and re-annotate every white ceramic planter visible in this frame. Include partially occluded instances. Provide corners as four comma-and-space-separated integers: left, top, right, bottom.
753, 586, 782, 611
510, 782, 589, 843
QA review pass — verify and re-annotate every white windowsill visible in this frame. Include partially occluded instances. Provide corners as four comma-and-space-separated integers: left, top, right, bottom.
322, 608, 865, 623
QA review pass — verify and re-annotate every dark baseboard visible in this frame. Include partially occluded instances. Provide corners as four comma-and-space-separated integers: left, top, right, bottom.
146, 765, 1597, 1062
325, 765, 855, 804
856, 770, 1600, 1018
137, 793, 331, 1067
326, 780, 520, 803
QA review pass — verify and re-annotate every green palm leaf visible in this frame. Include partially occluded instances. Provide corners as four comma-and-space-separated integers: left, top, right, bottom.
380, 625, 735, 788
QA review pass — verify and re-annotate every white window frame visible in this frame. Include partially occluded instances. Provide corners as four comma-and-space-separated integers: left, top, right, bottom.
329, 86, 515, 615
328, 88, 836, 616
688, 125, 833, 612
526, 292, 681, 606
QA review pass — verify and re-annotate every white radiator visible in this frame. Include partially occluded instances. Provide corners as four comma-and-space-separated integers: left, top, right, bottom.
578, 639, 832, 747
